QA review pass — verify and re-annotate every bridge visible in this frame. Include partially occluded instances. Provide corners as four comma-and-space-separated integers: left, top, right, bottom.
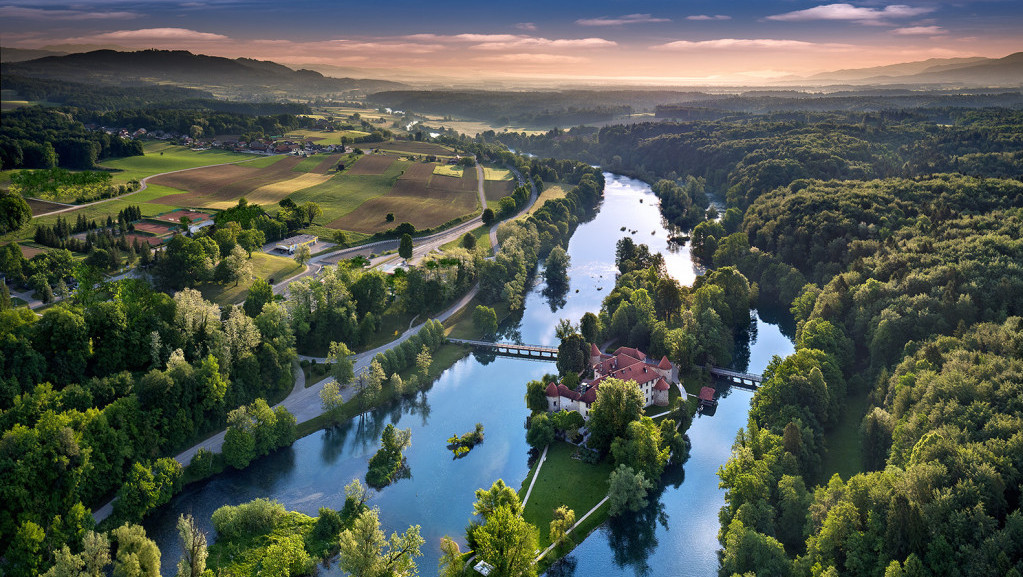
708, 366, 763, 389
448, 338, 558, 360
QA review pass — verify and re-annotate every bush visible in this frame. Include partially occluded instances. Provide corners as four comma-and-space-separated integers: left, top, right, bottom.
211, 498, 286, 540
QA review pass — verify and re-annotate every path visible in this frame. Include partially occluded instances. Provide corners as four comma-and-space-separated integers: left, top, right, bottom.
520, 444, 549, 508
32, 155, 268, 219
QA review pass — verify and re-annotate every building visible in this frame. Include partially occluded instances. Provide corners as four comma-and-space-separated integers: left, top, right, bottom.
153, 209, 214, 235
545, 345, 675, 419
275, 234, 318, 254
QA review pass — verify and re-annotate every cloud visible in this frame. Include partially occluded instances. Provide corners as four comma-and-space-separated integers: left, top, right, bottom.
515, 22, 537, 32
892, 25, 947, 35
766, 4, 934, 23
686, 15, 731, 21
403, 33, 616, 51
576, 14, 669, 26
0, 6, 139, 20
653, 38, 847, 50
74, 28, 230, 42
474, 53, 586, 65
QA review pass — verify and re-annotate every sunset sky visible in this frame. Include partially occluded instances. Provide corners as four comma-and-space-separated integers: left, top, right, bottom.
2, 1, 1020, 83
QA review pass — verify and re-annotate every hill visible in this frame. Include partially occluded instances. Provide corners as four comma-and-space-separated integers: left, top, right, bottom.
796, 51, 1023, 87
806, 56, 991, 82
3, 49, 407, 98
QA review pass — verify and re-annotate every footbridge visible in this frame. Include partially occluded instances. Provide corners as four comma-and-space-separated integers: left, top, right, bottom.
448, 338, 558, 360
708, 366, 763, 389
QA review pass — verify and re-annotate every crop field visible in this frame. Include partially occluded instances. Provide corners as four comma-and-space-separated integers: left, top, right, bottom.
310, 154, 344, 174
328, 161, 479, 233
149, 156, 309, 208
375, 140, 454, 156
288, 159, 410, 225
290, 155, 324, 173
432, 164, 463, 177
25, 198, 70, 216
18, 244, 46, 258
283, 129, 370, 145
346, 154, 397, 175
97, 142, 259, 184
484, 180, 515, 201
243, 173, 333, 206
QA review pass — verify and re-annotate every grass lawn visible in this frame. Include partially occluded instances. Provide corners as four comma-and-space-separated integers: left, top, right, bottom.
519, 441, 614, 550
821, 387, 869, 479
433, 164, 464, 177
523, 183, 568, 217
440, 225, 492, 252
443, 295, 511, 340
287, 159, 409, 224
483, 167, 514, 181
197, 252, 304, 306
96, 142, 258, 184
301, 361, 332, 388
290, 155, 324, 173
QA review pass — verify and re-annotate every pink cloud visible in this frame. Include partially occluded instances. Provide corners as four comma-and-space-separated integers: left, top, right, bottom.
686, 15, 731, 21
576, 14, 669, 26
653, 38, 853, 51
766, 4, 934, 23
892, 26, 947, 35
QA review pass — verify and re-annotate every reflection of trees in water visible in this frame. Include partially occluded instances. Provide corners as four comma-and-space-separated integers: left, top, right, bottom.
251, 446, 296, 494
605, 476, 677, 576
473, 349, 497, 366
546, 554, 578, 577
542, 283, 568, 313
320, 420, 354, 465
756, 303, 797, 340
730, 313, 758, 373
409, 390, 432, 427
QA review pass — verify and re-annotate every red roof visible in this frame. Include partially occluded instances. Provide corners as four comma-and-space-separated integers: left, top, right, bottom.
658, 356, 672, 370
654, 378, 670, 391
557, 384, 581, 401
545, 382, 559, 397
591, 343, 601, 357
614, 346, 646, 362
699, 387, 716, 402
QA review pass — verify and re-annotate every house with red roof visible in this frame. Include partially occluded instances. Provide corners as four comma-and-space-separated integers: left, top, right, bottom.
545, 345, 676, 419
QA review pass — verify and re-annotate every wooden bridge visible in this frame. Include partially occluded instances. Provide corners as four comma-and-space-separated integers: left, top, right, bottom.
708, 366, 763, 389
448, 339, 558, 360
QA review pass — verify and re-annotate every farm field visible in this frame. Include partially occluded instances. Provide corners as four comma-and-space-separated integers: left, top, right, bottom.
283, 129, 370, 145
375, 140, 455, 156
482, 165, 516, 200
524, 183, 568, 216
433, 164, 463, 177
25, 198, 70, 216
346, 154, 396, 175
96, 142, 260, 184
288, 158, 409, 225
328, 160, 479, 233
149, 155, 318, 209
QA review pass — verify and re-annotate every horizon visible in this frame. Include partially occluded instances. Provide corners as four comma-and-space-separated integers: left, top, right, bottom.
1, 1, 1021, 85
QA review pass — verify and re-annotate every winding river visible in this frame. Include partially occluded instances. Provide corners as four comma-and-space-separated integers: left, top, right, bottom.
144, 173, 794, 576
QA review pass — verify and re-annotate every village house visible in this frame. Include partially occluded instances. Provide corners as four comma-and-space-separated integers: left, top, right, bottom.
545, 345, 675, 419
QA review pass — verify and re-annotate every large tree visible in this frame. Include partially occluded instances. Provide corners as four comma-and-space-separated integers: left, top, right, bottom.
473, 504, 538, 577
337, 508, 424, 577
586, 377, 645, 454
607, 465, 653, 517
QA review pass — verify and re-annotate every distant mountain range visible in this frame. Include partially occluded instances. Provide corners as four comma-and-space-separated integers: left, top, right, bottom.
796, 52, 1023, 86
1, 48, 407, 97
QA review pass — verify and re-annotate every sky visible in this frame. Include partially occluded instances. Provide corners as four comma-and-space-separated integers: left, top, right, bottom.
1, 0, 1020, 84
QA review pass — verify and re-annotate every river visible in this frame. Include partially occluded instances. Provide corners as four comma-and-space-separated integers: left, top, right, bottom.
144, 173, 794, 576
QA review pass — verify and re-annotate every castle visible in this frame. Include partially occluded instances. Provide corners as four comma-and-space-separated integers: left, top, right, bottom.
544, 344, 676, 419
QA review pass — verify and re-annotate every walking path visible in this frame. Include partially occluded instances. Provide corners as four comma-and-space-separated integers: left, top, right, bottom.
520, 444, 549, 508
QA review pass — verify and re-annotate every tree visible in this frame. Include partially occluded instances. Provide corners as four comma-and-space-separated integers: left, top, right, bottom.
610, 417, 669, 481
338, 508, 424, 577
386, 212, 395, 222
438, 536, 464, 577
549, 506, 576, 549
461, 232, 477, 250
524, 379, 549, 413
482, 208, 495, 225
415, 345, 432, 378
473, 305, 498, 339
579, 312, 601, 345
586, 378, 645, 454
0, 191, 32, 234
320, 380, 345, 423
223, 407, 256, 469
474, 504, 538, 577
111, 523, 161, 577
328, 341, 355, 386
473, 479, 522, 519
4, 520, 45, 577
556, 333, 588, 376
237, 228, 266, 257
543, 246, 570, 291
607, 465, 653, 517
81, 531, 111, 577
526, 412, 555, 449
295, 244, 311, 265
244, 277, 274, 317
175, 514, 208, 577
364, 359, 386, 405
399, 233, 414, 260
332, 230, 348, 246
